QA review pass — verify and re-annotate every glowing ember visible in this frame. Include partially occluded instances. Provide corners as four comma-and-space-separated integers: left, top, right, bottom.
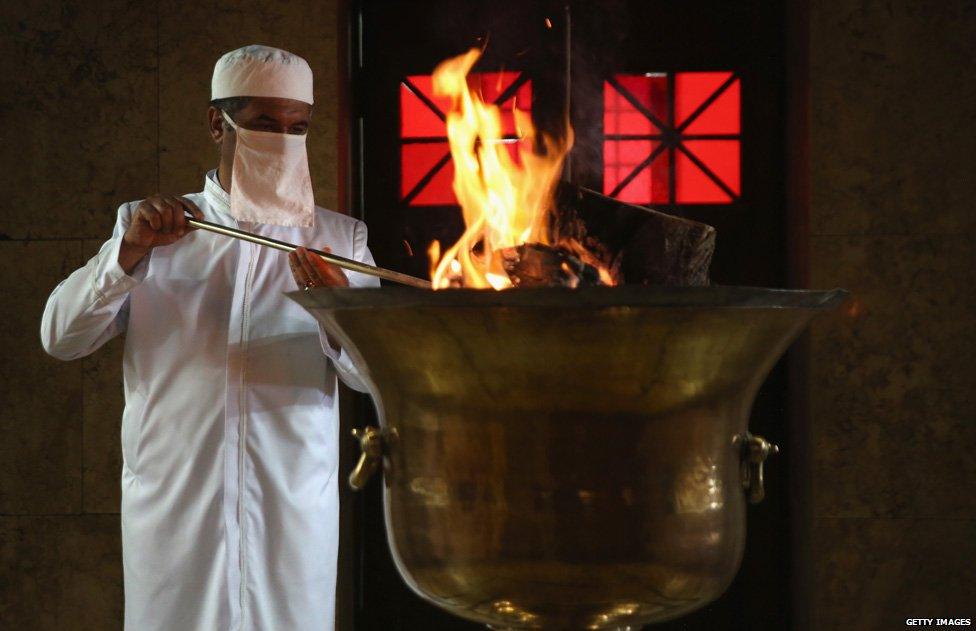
426, 48, 612, 289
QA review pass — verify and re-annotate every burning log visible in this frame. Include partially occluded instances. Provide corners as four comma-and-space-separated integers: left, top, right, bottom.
499, 243, 604, 288
494, 185, 717, 289
553, 183, 716, 286
433, 185, 717, 289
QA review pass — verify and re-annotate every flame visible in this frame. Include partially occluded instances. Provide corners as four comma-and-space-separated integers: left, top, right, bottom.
427, 48, 574, 290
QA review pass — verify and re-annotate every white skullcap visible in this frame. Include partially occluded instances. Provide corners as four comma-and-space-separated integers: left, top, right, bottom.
211, 45, 314, 105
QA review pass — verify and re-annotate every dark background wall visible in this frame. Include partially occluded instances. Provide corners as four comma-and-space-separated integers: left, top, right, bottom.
0, 1, 973, 630
805, 0, 976, 628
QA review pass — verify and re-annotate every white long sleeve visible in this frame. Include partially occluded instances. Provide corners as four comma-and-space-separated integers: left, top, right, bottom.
318, 218, 380, 393
40, 203, 149, 361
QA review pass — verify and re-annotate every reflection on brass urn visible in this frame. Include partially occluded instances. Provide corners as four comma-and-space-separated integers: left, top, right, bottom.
293, 286, 847, 629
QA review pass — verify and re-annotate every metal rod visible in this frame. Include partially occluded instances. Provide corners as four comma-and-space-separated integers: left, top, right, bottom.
186, 216, 432, 289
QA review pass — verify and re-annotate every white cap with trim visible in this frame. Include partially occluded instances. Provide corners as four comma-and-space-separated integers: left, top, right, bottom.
211, 44, 313, 105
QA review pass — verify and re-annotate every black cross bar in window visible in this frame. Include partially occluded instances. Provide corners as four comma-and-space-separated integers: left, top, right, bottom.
605, 71, 740, 204
605, 134, 739, 141
400, 152, 453, 207
675, 143, 738, 200
400, 72, 531, 205
401, 76, 448, 122
605, 75, 671, 134
676, 73, 739, 133
608, 141, 669, 199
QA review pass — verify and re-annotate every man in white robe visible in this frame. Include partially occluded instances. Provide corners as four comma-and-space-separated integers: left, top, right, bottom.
40, 45, 374, 630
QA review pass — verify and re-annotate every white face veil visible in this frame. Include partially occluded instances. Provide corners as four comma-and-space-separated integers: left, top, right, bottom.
220, 110, 315, 227
211, 45, 316, 227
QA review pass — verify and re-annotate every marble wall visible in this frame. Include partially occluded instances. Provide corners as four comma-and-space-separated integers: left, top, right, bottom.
0, 0, 341, 628
808, 0, 976, 628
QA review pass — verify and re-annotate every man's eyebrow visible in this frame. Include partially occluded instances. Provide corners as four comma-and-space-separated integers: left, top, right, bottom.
253, 113, 308, 125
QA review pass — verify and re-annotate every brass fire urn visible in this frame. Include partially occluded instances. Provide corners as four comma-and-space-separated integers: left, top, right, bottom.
293, 286, 847, 629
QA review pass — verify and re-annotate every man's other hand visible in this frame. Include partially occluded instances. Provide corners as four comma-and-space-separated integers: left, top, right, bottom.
288, 247, 350, 290
289, 247, 349, 353
119, 195, 204, 273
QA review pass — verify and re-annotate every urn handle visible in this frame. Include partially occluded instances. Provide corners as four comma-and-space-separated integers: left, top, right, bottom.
739, 433, 780, 504
349, 426, 385, 491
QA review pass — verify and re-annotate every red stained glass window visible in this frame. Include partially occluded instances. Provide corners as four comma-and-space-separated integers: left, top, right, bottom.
604, 72, 740, 205
399, 72, 532, 206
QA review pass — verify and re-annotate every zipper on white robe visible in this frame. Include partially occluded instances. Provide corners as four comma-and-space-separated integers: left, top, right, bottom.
237, 238, 258, 627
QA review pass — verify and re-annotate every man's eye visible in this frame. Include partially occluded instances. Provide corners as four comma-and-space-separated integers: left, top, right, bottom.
291, 127, 308, 135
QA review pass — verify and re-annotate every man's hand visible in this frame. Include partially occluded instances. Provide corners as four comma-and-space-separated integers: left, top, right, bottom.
119, 195, 204, 274
289, 246, 349, 353
288, 246, 349, 290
